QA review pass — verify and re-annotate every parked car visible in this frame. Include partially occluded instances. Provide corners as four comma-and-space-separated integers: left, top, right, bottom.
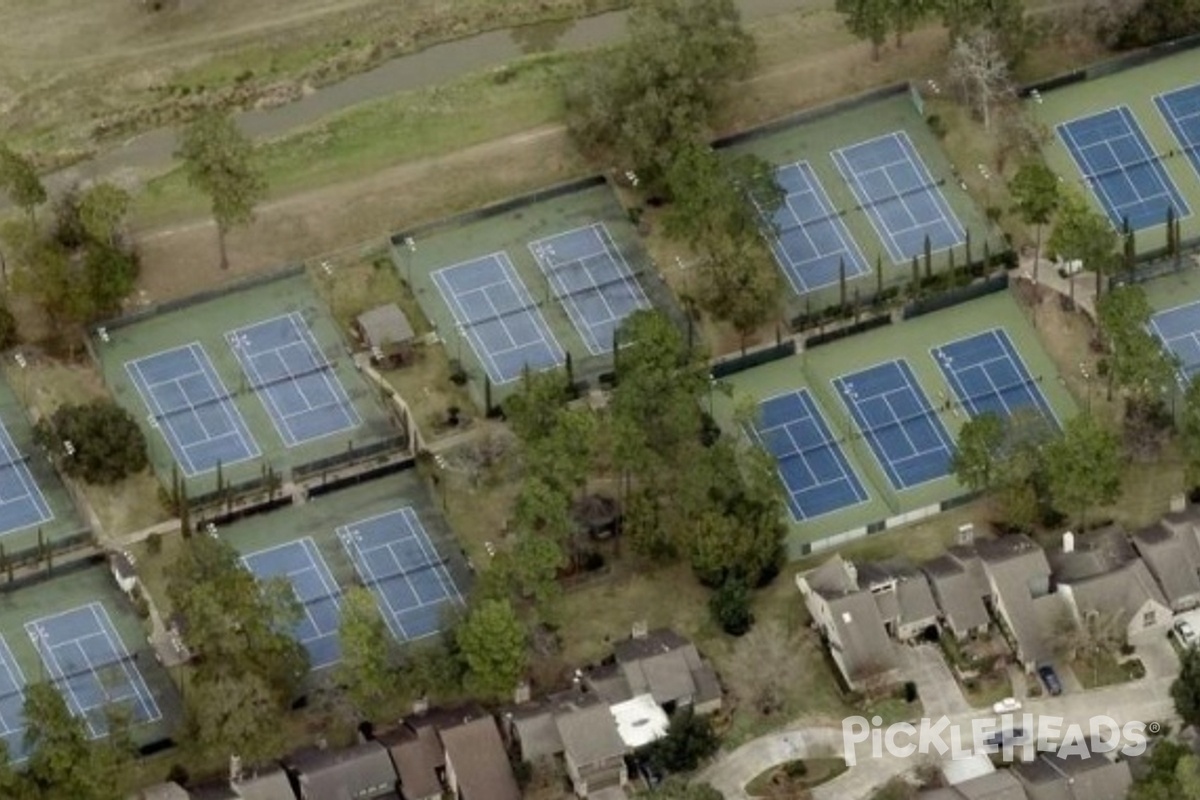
992, 697, 1022, 714
1038, 665, 1063, 696
1176, 619, 1198, 648
985, 728, 1027, 748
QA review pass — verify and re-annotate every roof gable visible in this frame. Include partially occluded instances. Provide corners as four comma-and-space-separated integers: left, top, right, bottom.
440, 717, 521, 800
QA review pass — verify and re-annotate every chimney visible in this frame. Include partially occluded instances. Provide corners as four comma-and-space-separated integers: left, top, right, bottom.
843, 558, 858, 587
513, 681, 531, 704
631, 620, 648, 639
1172, 493, 1188, 513
957, 523, 975, 546
1062, 531, 1075, 554
229, 754, 243, 784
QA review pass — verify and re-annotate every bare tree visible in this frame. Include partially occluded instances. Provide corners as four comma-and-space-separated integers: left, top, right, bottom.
947, 30, 1013, 132
727, 620, 804, 715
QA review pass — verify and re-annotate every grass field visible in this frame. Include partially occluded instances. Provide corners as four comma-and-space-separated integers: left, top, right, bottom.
1031, 47, 1200, 253
0, 0, 624, 154
712, 290, 1076, 554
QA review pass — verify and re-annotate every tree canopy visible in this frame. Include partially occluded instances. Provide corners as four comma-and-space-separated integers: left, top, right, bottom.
456, 599, 527, 700
176, 110, 266, 270
0, 144, 46, 224
33, 400, 149, 484
1043, 412, 1122, 529
336, 586, 400, 715
564, 0, 755, 191
1048, 186, 1119, 276
1096, 285, 1176, 405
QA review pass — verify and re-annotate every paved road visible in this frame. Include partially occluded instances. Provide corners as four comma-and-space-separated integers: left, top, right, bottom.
28, 0, 806, 205
701, 667, 1178, 799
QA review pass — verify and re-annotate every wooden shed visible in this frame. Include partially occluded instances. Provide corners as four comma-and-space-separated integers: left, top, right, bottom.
356, 303, 416, 366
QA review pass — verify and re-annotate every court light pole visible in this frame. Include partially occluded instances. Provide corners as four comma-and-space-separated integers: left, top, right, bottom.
403, 236, 416, 288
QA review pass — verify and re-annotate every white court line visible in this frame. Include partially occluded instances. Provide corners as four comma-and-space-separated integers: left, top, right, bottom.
0, 635, 27, 737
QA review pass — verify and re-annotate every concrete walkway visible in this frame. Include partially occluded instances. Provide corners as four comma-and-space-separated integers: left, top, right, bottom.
902, 643, 971, 717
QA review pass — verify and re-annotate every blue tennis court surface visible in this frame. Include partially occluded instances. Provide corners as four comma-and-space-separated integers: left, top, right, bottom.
242, 538, 342, 670
528, 223, 651, 355
126, 343, 261, 477
753, 389, 868, 521
1058, 106, 1189, 230
834, 359, 956, 490
932, 329, 1057, 426
1149, 300, 1200, 382
0, 635, 28, 760
337, 508, 465, 642
832, 131, 965, 263
24, 603, 162, 738
228, 312, 361, 447
0, 417, 52, 538
433, 252, 565, 384
1156, 84, 1200, 183
757, 161, 869, 293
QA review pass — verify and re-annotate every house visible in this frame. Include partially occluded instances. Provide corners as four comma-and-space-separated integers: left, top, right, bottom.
610, 628, 723, 715
974, 536, 1063, 671
286, 741, 398, 800
356, 304, 416, 366
1011, 739, 1133, 800
919, 769, 1027, 799
504, 687, 599, 762
856, 558, 941, 640
921, 554, 990, 639
440, 716, 522, 800
1051, 530, 1170, 642
1132, 509, 1200, 612
797, 555, 902, 691
379, 723, 446, 800
556, 702, 628, 797
127, 783, 190, 800
609, 694, 669, 749
230, 767, 298, 800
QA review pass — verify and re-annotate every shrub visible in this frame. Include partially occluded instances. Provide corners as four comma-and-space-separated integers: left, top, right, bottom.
33, 399, 148, 484
146, 532, 163, 555
709, 578, 754, 636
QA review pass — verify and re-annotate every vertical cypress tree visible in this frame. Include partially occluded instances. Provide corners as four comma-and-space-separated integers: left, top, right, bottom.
875, 253, 883, 299
911, 254, 920, 295
923, 234, 933, 280
965, 230, 973, 270
839, 257, 847, 308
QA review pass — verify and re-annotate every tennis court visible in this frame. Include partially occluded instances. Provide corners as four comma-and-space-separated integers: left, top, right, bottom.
242, 538, 342, 670
1156, 83, 1200, 182
758, 161, 869, 293
1149, 299, 1200, 381
432, 252, 565, 384
1057, 106, 1189, 230
337, 507, 465, 642
0, 415, 52, 538
227, 312, 361, 447
832, 131, 965, 263
126, 343, 261, 477
0, 635, 27, 759
527, 223, 651, 355
833, 359, 956, 491
932, 329, 1058, 426
24, 602, 162, 738
752, 389, 868, 521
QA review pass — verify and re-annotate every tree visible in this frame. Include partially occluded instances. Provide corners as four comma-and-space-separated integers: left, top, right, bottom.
661, 145, 781, 245
0, 144, 46, 226
709, 577, 754, 635
1048, 187, 1120, 303
166, 534, 307, 697
456, 599, 526, 700
1055, 608, 1124, 686
1180, 377, 1200, 489
648, 708, 720, 772
83, 243, 139, 318
1009, 162, 1060, 283
891, 0, 929, 46
947, 30, 1012, 132
11, 239, 91, 327
563, 0, 755, 190
1096, 285, 1175, 405
836, 0, 892, 60
22, 683, 93, 798
726, 620, 803, 715
1175, 647, 1200, 729
1044, 412, 1122, 529
34, 400, 149, 484
1130, 740, 1200, 800
696, 233, 782, 350
185, 669, 289, 767
175, 110, 266, 271
336, 586, 399, 715
950, 412, 1005, 492
78, 182, 132, 248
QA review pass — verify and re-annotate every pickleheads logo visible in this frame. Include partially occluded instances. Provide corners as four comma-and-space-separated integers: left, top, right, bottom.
841, 714, 1153, 766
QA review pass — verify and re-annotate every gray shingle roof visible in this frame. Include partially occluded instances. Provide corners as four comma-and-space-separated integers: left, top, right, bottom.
440, 717, 521, 800
289, 741, 397, 800
978, 535, 1054, 666
922, 555, 991, 634
1062, 557, 1168, 629
826, 591, 899, 681
1133, 521, 1200, 606
555, 704, 625, 766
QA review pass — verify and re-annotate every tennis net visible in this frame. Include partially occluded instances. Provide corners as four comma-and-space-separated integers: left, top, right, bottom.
1083, 152, 1165, 185
957, 375, 1041, 409
854, 179, 945, 213
455, 301, 546, 332
356, 550, 449, 586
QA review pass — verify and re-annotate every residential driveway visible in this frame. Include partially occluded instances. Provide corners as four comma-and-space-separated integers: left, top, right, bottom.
700, 727, 846, 798
1132, 629, 1179, 682
902, 643, 970, 717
